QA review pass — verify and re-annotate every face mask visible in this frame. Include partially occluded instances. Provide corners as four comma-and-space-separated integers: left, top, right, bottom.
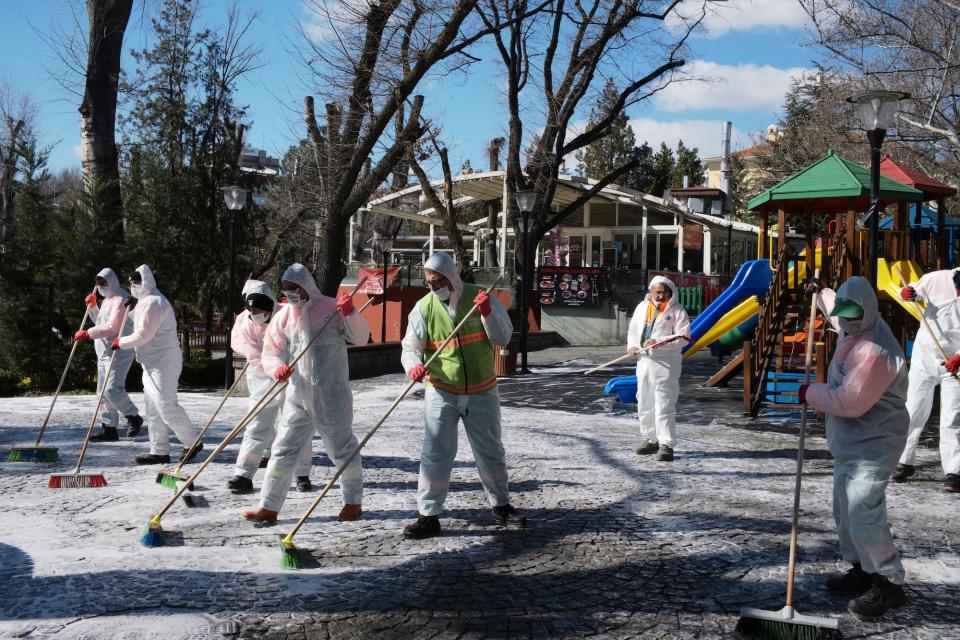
432, 286, 451, 301
838, 317, 865, 335
97, 285, 109, 297
130, 283, 144, 297
282, 290, 303, 306
250, 312, 269, 325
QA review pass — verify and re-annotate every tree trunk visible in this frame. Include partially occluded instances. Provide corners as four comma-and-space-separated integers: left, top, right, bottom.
79, 0, 133, 243
314, 217, 349, 296
0, 118, 24, 254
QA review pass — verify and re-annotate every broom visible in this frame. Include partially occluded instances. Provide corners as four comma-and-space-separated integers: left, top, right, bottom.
893, 265, 960, 385
736, 269, 842, 639
278, 276, 502, 569
8, 298, 95, 462
48, 305, 131, 489
582, 334, 691, 375
156, 362, 250, 490
140, 279, 372, 546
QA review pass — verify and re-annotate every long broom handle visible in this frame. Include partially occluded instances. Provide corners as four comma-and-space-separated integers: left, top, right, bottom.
893, 265, 960, 384
35, 302, 95, 447
283, 276, 503, 544
73, 304, 131, 474
151, 283, 375, 521
582, 334, 690, 375
785, 268, 820, 608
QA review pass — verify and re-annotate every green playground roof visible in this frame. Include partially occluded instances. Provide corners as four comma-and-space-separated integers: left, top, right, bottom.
748, 149, 924, 212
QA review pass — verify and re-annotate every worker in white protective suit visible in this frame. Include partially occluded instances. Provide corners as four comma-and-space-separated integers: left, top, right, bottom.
400, 252, 523, 540
112, 265, 200, 465
243, 263, 370, 525
799, 276, 909, 620
894, 267, 960, 493
626, 276, 691, 462
227, 280, 312, 494
72, 268, 143, 441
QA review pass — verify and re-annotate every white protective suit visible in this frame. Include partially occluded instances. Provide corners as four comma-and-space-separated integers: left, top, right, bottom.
898, 268, 960, 475
229, 280, 310, 480
258, 264, 370, 512
116, 265, 199, 456
86, 268, 139, 427
626, 276, 691, 449
400, 252, 514, 516
805, 277, 909, 585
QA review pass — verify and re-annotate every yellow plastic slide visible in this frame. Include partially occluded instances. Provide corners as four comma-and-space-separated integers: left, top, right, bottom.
876, 258, 925, 322
682, 295, 762, 361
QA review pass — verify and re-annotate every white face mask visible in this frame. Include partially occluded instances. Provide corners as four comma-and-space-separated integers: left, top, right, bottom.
130, 283, 144, 298
282, 290, 304, 307
432, 286, 451, 301
250, 312, 269, 325
97, 285, 110, 297
838, 317, 865, 336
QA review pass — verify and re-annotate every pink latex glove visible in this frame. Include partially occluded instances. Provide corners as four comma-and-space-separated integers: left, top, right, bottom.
73, 330, 91, 342
84, 292, 98, 307
408, 364, 427, 382
336, 293, 354, 316
274, 365, 294, 382
474, 291, 491, 317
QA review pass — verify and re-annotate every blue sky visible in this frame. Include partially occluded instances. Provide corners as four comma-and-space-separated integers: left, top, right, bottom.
2, 0, 818, 174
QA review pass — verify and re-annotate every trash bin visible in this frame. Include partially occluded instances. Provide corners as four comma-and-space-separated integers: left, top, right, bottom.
494, 341, 518, 377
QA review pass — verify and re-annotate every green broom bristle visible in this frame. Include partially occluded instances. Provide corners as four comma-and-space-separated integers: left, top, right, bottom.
9, 447, 59, 462
157, 473, 180, 490
279, 538, 301, 570
735, 616, 843, 640
140, 523, 165, 547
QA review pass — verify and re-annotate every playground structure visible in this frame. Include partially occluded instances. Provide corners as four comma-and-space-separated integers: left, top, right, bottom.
604, 149, 957, 416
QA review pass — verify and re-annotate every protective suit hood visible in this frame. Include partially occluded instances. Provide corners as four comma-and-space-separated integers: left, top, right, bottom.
423, 252, 464, 294
96, 268, 125, 298
833, 276, 878, 335
135, 264, 160, 296
647, 275, 678, 301
281, 263, 322, 301
242, 279, 274, 301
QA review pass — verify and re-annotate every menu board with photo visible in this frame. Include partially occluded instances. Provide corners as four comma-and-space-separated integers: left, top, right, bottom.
537, 267, 602, 307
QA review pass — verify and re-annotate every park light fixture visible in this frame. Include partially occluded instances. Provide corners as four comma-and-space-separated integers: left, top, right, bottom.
221, 185, 248, 211
846, 90, 910, 131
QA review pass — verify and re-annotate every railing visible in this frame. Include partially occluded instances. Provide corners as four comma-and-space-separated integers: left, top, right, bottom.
178, 320, 229, 352
746, 244, 798, 417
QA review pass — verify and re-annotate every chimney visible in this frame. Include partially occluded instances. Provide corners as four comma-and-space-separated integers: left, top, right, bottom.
720, 121, 732, 217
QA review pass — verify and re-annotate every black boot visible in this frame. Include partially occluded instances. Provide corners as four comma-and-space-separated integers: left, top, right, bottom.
227, 475, 254, 494
90, 424, 119, 442
135, 453, 171, 465
492, 503, 527, 527
847, 574, 907, 620
825, 562, 873, 593
890, 464, 914, 483
633, 441, 658, 455
296, 476, 312, 492
259, 456, 270, 469
125, 414, 144, 437
179, 442, 203, 464
944, 473, 960, 493
657, 445, 674, 461
403, 515, 441, 540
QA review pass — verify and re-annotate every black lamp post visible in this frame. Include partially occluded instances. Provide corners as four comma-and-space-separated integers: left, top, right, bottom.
846, 90, 909, 288
221, 185, 248, 388
515, 190, 536, 374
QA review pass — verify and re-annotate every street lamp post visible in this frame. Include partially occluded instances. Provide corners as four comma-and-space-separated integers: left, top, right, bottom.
515, 190, 536, 374
221, 185, 248, 389
847, 90, 909, 288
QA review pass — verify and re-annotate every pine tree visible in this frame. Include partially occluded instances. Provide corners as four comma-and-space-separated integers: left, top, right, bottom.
576, 79, 638, 180
649, 142, 676, 198
672, 140, 705, 187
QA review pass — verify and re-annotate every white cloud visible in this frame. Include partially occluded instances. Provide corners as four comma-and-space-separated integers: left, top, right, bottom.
668, 0, 811, 37
626, 118, 751, 158
654, 60, 813, 112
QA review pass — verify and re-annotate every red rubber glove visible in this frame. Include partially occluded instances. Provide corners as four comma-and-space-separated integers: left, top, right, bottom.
900, 286, 916, 301
336, 293, 354, 316
274, 365, 294, 382
110, 338, 121, 350
73, 330, 91, 342
408, 364, 427, 382
798, 384, 809, 404
474, 291, 492, 317
84, 292, 98, 307
944, 354, 960, 374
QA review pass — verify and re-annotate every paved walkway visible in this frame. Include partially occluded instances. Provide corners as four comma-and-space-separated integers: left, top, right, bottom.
0, 347, 957, 639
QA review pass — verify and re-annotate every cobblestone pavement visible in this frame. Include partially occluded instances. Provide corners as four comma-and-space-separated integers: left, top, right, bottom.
0, 346, 957, 639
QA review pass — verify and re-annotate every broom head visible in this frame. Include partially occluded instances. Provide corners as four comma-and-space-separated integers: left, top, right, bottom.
278, 534, 302, 570
140, 516, 165, 547
736, 605, 842, 640
156, 469, 193, 491
9, 447, 60, 462
48, 473, 107, 488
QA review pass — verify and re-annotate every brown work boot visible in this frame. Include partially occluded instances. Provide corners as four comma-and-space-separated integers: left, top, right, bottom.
243, 508, 278, 525
338, 504, 363, 521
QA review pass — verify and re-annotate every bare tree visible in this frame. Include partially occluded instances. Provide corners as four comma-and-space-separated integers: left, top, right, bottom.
483, 136, 505, 267
79, 0, 134, 244
477, 0, 710, 291
800, 0, 960, 183
0, 86, 37, 255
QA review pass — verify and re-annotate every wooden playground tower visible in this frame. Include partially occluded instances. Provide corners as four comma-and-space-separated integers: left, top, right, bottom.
737, 149, 959, 417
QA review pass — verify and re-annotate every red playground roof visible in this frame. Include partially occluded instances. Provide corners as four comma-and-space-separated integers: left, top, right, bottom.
880, 155, 957, 199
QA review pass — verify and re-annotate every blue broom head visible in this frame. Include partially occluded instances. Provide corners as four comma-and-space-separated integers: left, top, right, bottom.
140, 523, 165, 548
